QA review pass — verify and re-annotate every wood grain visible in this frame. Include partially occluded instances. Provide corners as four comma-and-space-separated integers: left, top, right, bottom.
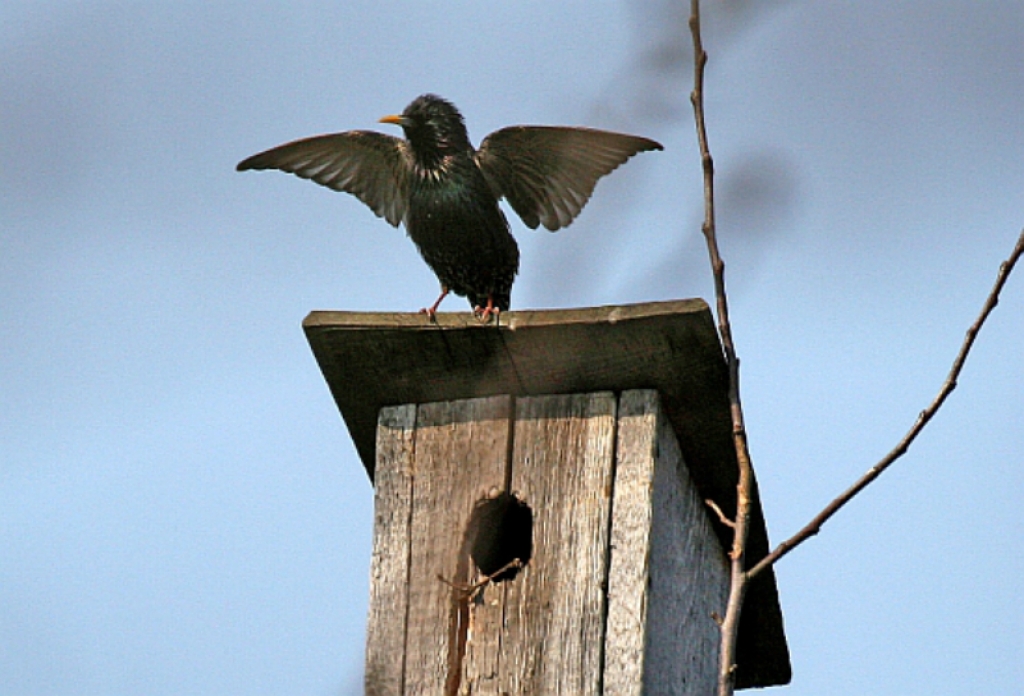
365, 404, 416, 696
499, 392, 617, 695
401, 396, 510, 696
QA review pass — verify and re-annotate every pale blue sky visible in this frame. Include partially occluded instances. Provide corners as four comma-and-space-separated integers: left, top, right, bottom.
2, 2, 1022, 694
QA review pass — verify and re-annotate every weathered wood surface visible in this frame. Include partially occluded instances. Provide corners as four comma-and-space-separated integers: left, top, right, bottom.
495, 393, 617, 694
303, 300, 721, 484
368, 393, 618, 695
366, 391, 772, 694
604, 390, 730, 695
367, 396, 511, 695
364, 404, 415, 696
309, 301, 790, 688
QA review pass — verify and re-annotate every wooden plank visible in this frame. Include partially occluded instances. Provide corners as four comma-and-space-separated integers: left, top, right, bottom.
365, 404, 416, 696
493, 392, 618, 695
400, 396, 511, 696
604, 391, 657, 695
459, 570, 508, 694
642, 388, 730, 695
604, 390, 730, 695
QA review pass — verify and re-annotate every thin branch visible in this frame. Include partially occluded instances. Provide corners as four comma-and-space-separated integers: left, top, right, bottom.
686, 3, 1021, 693
747, 228, 1024, 580
687, 2, 754, 695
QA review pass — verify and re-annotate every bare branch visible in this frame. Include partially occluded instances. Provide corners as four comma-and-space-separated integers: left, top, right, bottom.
687, 2, 755, 694
685, 1, 1022, 691
747, 228, 1024, 580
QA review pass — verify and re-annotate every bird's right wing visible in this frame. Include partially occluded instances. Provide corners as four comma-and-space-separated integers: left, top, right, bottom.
236, 131, 410, 227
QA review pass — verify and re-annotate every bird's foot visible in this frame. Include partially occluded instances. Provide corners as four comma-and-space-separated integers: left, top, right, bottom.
419, 287, 450, 321
473, 296, 501, 323
473, 296, 500, 323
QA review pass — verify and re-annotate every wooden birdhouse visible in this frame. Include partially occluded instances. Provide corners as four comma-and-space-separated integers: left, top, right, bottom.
304, 299, 791, 694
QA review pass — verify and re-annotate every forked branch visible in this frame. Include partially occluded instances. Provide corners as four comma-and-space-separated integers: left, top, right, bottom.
686, 2, 1024, 693
687, 2, 754, 694
746, 228, 1024, 580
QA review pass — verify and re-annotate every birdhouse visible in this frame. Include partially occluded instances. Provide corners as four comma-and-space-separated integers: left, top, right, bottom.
304, 299, 791, 694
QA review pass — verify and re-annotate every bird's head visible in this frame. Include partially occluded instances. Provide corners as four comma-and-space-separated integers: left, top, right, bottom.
380, 94, 472, 162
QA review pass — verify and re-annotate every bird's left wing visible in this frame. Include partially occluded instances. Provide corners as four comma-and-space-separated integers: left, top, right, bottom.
237, 131, 410, 227
475, 127, 662, 231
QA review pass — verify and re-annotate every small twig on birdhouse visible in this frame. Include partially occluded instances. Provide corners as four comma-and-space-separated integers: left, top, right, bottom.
436, 558, 524, 601
705, 499, 736, 529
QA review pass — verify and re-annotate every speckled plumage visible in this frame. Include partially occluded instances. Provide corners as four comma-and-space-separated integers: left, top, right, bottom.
237, 94, 662, 316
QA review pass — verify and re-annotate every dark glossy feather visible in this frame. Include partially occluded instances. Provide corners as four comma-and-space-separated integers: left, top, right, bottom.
236, 131, 409, 227
476, 126, 663, 231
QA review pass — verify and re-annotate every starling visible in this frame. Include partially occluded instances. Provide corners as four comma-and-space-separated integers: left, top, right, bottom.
237, 94, 662, 318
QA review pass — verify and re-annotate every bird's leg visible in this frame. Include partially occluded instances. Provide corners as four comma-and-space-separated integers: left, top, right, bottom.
420, 286, 450, 319
473, 295, 500, 323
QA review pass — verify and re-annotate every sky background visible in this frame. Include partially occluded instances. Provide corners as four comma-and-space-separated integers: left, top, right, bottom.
2, 1, 1022, 694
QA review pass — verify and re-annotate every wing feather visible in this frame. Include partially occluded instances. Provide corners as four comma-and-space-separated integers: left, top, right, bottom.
237, 131, 409, 227
475, 126, 662, 231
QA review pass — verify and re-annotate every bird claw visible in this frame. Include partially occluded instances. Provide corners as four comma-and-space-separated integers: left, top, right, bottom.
473, 296, 500, 323
421, 287, 450, 321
